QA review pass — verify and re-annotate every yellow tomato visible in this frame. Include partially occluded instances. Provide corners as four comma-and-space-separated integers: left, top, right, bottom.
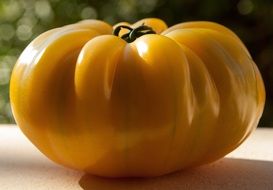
10, 18, 265, 177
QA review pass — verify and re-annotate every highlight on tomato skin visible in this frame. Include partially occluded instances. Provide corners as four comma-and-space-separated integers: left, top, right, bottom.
9, 18, 265, 178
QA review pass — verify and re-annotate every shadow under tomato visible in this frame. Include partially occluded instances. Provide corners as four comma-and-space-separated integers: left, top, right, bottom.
79, 158, 273, 190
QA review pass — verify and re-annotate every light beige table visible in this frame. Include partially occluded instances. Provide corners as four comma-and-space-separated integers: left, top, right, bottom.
0, 125, 273, 190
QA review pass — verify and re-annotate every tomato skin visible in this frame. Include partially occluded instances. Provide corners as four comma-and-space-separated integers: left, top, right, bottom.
10, 18, 265, 177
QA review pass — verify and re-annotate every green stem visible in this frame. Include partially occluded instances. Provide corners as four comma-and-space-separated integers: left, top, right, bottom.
113, 24, 156, 43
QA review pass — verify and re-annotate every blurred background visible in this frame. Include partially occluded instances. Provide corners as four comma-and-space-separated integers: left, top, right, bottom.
0, 0, 272, 126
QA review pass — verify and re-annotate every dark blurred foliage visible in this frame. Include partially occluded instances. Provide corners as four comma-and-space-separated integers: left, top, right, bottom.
0, 0, 272, 126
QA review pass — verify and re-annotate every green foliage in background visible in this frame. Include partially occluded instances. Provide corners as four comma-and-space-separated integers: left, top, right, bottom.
0, 0, 272, 126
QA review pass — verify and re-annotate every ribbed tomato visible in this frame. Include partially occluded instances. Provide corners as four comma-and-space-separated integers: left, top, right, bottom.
10, 18, 265, 177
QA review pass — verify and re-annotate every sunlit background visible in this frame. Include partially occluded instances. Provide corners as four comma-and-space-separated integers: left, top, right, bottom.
0, 0, 272, 126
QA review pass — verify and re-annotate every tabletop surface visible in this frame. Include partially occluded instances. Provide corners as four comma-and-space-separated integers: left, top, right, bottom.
0, 125, 273, 190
